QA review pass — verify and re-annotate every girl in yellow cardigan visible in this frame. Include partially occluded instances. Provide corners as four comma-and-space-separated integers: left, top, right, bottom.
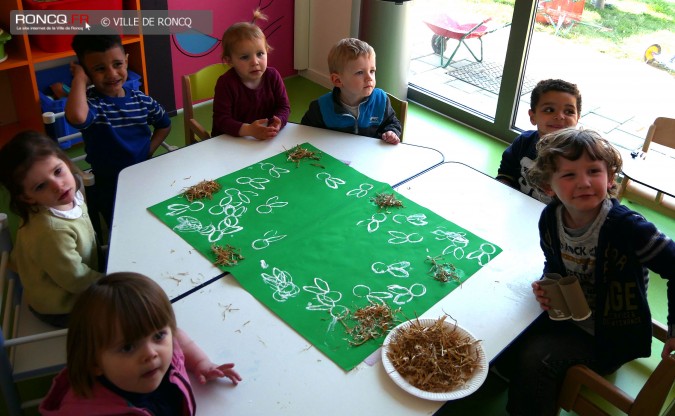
0, 131, 102, 327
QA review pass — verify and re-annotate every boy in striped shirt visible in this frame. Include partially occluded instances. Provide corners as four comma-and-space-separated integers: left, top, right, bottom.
67, 34, 171, 229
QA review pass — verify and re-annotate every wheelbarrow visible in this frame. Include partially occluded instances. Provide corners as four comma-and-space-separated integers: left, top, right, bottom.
424, 14, 511, 68
644, 44, 675, 72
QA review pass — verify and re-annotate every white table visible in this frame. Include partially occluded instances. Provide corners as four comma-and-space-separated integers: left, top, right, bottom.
107, 123, 443, 299
174, 162, 545, 416
394, 162, 545, 362
620, 148, 675, 198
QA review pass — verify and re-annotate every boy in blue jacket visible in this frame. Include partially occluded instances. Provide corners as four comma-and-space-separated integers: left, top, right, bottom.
301, 38, 401, 144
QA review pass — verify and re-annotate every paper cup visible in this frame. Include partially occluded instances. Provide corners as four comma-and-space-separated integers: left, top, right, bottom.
539, 278, 571, 321
559, 276, 591, 321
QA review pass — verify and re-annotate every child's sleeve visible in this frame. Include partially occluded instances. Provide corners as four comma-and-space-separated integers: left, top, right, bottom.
33, 226, 102, 293
67, 91, 97, 130
300, 100, 326, 128
496, 139, 523, 187
212, 75, 244, 137
270, 68, 290, 128
631, 217, 675, 333
376, 96, 402, 138
538, 205, 563, 276
145, 94, 171, 130
632, 218, 675, 279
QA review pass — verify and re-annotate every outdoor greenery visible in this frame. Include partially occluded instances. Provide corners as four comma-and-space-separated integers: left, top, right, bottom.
465, 0, 675, 66
569, 0, 675, 60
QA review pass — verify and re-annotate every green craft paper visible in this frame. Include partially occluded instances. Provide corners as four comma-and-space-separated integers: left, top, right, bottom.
148, 143, 502, 371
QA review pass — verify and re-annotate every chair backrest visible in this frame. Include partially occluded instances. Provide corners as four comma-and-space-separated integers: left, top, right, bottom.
182, 63, 229, 146
642, 116, 675, 152
0, 213, 68, 416
386, 92, 408, 142
631, 355, 675, 415
630, 320, 675, 415
557, 320, 675, 416
617, 116, 675, 218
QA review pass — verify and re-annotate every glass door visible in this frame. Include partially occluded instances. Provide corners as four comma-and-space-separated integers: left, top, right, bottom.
518, 0, 675, 152
408, 0, 516, 119
407, 0, 675, 148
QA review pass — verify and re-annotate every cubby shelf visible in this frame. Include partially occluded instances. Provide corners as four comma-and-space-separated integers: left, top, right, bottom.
0, 0, 147, 147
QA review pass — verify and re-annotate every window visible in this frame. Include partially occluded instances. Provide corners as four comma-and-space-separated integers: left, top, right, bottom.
407, 0, 675, 150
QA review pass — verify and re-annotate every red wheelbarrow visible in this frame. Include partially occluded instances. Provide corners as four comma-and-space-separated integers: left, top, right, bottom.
424, 14, 511, 68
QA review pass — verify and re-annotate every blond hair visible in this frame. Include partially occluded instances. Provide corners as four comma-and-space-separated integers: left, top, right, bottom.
327, 38, 375, 74
527, 128, 623, 198
66, 272, 177, 398
221, 9, 271, 61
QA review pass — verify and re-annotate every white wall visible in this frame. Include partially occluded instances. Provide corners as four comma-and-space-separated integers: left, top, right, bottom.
295, 0, 360, 89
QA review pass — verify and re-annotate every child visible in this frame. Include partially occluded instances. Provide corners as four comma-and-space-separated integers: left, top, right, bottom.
496, 79, 581, 202
67, 34, 171, 228
212, 9, 291, 140
40, 272, 242, 415
504, 128, 675, 416
0, 131, 102, 328
301, 37, 402, 145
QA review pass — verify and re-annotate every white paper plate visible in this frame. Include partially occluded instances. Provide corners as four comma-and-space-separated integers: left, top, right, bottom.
381, 318, 488, 401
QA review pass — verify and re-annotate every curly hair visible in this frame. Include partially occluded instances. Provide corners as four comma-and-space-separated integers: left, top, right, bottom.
527, 128, 623, 198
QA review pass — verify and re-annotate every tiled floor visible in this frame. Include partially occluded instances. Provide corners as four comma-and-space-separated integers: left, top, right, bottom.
407, 18, 675, 153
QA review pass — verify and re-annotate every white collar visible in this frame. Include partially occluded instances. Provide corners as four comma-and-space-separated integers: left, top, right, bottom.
48, 190, 85, 219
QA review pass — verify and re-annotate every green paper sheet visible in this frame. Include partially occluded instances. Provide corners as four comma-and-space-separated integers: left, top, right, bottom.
148, 143, 502, 371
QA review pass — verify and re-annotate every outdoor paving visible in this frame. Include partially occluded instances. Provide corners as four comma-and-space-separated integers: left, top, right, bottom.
406, 12, 675, 153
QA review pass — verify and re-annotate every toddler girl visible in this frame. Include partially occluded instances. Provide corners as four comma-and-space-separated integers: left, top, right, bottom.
40, 272, 242, 415
211, 9, 291, 140
0, 131, 102, 328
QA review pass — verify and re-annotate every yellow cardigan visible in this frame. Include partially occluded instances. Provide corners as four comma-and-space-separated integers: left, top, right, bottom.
11, 199, 102, 315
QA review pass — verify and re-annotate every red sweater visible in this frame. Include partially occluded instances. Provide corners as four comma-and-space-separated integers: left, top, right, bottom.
211, 66, 291, 137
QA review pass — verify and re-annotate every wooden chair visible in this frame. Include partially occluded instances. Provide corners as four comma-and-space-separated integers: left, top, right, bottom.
181, 63, 230, 146
616, 117, 675, 218
557, 319, 675, 416
0, 213, 67, 416
387, 92, 408, 142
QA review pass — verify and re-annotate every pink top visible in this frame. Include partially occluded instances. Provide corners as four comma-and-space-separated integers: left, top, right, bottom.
39, 340, 196, 416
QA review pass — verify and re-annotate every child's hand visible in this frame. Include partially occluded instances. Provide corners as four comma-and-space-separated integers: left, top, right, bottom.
381, 131, 400, 145
69, 61, 89, 84
66, 61, 92, 125
193, 361, 242, 385
246, 119, 278, 141
268, 116, 282, 131
531, 281, 550, 311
